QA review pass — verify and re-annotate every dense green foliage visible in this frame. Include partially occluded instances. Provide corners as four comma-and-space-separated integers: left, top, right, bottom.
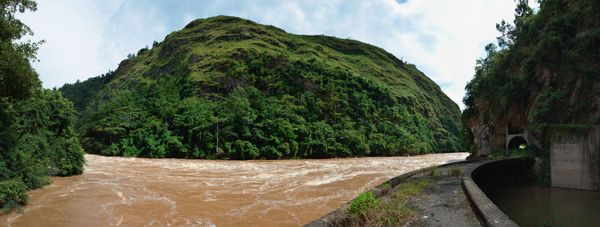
464, 0, 600, 132
0, 179, 28, 211
0, 0, 84, 211
62, 16, 463, 159
463, 0, 599, 184
60, 71, 115, 112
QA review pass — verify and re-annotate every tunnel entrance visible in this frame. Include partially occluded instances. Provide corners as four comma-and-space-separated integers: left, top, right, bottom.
507, 136, 527, 150
505, 125, 531, 151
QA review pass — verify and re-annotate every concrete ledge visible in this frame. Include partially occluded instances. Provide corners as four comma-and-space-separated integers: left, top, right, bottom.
461, 158, 531, 227
304, 159, 474, 227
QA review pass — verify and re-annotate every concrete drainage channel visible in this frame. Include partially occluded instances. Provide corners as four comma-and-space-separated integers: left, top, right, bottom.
305, 158, 530, 227
461, 159, 525, 227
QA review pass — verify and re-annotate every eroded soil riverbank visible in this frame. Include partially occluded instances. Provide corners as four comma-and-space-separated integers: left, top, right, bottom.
1, 153, 467, 226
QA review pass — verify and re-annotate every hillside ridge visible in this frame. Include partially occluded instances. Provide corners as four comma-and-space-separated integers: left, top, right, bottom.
61, 15, 464, 159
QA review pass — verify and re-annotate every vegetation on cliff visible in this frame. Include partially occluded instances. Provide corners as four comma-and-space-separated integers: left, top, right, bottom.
463, 0, 600, 151
0, 0, 84, 211
61, 16, 463, 159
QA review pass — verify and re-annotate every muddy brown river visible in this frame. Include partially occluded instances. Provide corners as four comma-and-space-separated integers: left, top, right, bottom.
1, 153, 467, 226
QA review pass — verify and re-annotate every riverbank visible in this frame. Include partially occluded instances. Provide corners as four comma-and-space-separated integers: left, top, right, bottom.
306, 161, 483, 226
1, 153, 467, 226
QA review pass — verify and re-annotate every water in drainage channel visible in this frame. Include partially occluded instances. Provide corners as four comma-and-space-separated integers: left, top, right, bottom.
488, 180, 600, 227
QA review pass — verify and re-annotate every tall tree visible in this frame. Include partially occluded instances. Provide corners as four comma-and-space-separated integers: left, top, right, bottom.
1, 0, 84, 211
0, 0, 42, 99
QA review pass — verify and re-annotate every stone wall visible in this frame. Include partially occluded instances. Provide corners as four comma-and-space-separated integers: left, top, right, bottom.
470, 123, 491, 155
550, 126, 600, 190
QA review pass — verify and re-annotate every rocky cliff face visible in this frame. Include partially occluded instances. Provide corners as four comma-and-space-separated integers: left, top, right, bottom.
463, 0, 600, 154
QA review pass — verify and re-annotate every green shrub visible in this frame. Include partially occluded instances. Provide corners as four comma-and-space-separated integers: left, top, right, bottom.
348, 191, 379, 217
0, 180, 28, 212
532, 90, 564, 126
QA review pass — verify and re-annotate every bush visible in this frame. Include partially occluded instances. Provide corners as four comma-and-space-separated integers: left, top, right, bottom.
0, 180, 28, 212
0, 90, 84, 211
347, 191, 379, 218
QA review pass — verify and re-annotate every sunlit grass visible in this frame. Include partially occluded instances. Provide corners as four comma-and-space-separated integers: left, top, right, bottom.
334, 178, 431, 227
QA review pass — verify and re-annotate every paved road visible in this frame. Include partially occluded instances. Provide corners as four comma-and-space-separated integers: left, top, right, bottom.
408, 163, 483, 227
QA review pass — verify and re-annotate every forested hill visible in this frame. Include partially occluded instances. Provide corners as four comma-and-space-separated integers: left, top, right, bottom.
463, 0, 600, 152
60, 16, 463, 159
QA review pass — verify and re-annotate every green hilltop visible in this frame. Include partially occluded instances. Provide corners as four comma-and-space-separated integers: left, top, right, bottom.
61, 16, 463, 159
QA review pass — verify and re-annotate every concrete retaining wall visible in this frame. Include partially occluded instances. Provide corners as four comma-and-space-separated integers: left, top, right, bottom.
462, 158, 533, 227
550, 126, 600, 190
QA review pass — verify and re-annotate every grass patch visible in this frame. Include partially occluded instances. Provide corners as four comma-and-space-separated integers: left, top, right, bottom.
490, 148, 534, 160
334, 178, 431, 227
347, 191, 379, 218
448, 166, 463, 177
428, 169, 438, 177
379, 182, 392, 195
509, 149, 533, 158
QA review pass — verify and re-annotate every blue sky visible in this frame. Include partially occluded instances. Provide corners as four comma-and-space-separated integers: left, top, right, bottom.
19, 0, 529, 108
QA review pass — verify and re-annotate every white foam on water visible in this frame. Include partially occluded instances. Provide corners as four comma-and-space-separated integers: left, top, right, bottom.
305, 175, 344, 186
1, 152, 469, 227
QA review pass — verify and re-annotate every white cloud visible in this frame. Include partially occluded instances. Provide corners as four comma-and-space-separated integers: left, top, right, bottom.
19, 0, 525, 108
18, 0, 121, 87
386, 0, 519, 108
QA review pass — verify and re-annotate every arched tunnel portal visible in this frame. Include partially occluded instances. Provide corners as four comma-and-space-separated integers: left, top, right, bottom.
507, 136, 528, 150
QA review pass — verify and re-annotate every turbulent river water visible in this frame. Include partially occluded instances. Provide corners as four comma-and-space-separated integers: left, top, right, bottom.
1, 153, 467, 226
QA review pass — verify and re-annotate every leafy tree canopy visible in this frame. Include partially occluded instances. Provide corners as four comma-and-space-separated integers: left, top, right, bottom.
0, 0, 83, 212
